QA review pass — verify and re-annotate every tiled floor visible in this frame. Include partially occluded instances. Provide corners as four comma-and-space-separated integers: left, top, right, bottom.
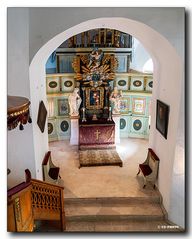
49, 138, 159, 199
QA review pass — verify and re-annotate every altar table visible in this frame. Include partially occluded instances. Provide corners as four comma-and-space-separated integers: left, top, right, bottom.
79, 119, 115, 149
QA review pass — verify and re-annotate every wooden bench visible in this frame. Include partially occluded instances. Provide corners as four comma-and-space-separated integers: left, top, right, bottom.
137, 148, 160, 188
42, 151, 62, 185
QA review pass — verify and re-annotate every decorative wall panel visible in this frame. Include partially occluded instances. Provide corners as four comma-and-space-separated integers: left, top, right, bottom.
56, 117, 71, 139
132, 97, 146, 115
116, 77, 129, 91
61, 75, 75, 92
145, 77, 153, 92
129, 116, 149, 139
130, 117, 144, 135
119, 115, 130, 138
119, 97, 129, 114
130, 76, 144, 91
46, 77, 60, 93
120, 118, 126, 130
47, 119, 58, 141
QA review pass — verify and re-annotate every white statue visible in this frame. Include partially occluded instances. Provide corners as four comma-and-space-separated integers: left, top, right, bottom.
68, 88, 82, 116
110, 87, 122, 114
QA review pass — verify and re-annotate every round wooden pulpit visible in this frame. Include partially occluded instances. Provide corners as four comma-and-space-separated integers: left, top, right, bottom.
7, 95, 32, 130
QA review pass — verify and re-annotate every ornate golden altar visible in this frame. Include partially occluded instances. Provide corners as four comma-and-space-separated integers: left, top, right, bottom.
72, 48, 118, 121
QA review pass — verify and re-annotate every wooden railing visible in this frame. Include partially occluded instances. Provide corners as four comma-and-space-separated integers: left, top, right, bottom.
31, 178, 65, 230
7, 169, 65, 232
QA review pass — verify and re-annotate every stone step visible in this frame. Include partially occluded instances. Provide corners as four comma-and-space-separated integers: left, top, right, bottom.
65, 219, 183, 232
65, 198, 165, 222
64, 195, 161, 205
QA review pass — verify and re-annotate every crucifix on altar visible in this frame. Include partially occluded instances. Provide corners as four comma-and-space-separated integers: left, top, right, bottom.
94, 129, 101, 141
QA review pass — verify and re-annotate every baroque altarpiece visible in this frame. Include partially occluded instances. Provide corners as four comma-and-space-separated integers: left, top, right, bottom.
72, 48, 118, 120
72, 48, 119, 149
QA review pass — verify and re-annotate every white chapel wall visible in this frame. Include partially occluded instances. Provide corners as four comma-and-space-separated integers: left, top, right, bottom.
7, 8, 36, 187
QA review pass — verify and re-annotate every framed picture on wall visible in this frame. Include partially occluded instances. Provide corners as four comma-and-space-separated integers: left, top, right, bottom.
58, 99, 69, 116
120, 98, 129, 114
37, 100, 47, 133
156, 100, 169, 139
132, 98, 146, 115
85, 87, 104, 110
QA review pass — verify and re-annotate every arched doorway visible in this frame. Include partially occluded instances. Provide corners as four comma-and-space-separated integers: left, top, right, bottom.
29, 17, 183, 225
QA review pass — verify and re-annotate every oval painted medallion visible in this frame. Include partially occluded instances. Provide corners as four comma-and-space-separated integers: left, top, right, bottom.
48, 122, 53, 134
60, 120, 69, 132
148, 81, 153, 88
133, 119, 142, 131
120, 118, 126, 130
49, 81, 58, 88
64, 80, 73, 87
133, 80, 142, 87
118, 80, 126, 86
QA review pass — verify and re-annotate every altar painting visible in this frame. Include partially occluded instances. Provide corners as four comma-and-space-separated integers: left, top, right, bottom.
85, 87, 104, 110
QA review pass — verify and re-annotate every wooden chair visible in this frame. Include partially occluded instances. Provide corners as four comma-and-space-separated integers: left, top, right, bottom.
42, 151, 63, 185
137, 148, 160, 188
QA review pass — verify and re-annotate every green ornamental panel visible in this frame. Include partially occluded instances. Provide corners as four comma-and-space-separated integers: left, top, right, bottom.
118, 80, 127, 86
64, 80, 73, 87
145, 77, 153, 91
46, 77, 60, 93
47, 119, 58, 142
116, 77, 128, 91
128, 116, 150, 139
148, 81, 153, 88
60, 120, 69, 132
48, 122, 53, 134
56, 117, 71, 140
120, 118, 126, 130
130, 76, 144, 91
61, 76, 75, 92
133, 80, 142, 87
49, 81, 58, 88
133, 119, 142, 131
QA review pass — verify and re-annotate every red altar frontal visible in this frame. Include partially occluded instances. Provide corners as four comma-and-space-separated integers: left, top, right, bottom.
79, 119, 115, 150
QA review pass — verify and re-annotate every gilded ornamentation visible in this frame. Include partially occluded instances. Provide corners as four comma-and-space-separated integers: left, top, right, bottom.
72, 48, 118, 88
14, 198, 21, 222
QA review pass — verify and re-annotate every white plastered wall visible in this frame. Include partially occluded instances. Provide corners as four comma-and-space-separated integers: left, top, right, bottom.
7, 8, 36, 187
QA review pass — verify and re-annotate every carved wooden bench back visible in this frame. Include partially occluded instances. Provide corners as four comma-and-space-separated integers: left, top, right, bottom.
42, 151, 60, 184
137, 148, 160, 188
